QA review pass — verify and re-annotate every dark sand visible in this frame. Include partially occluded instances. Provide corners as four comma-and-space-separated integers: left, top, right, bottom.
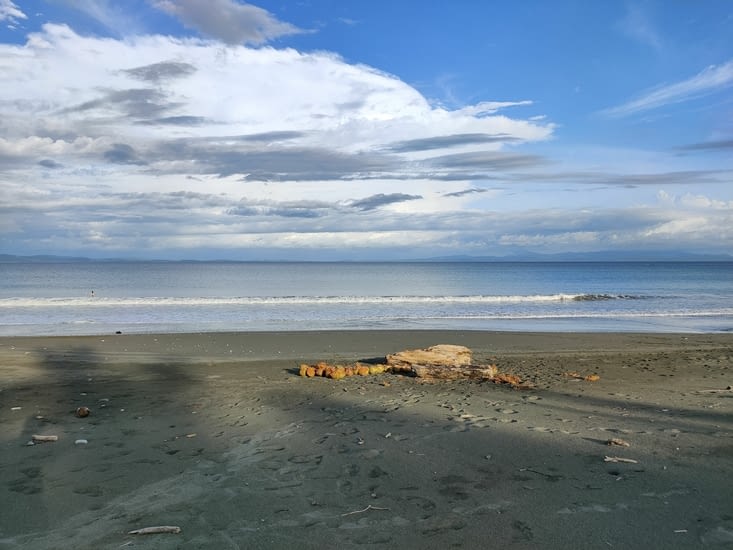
0, 331, 731, 549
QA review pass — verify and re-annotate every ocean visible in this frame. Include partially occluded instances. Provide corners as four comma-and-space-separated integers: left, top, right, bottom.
1, 261, 731, 336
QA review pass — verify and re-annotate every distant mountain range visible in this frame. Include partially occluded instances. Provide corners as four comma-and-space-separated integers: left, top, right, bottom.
1, 251, 732, 263
0, 254, 120, 263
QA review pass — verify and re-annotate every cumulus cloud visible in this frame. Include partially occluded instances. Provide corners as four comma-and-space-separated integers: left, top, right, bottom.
0, 24, 552, 184
153, 0, 304, 45
0, 22, 563, 257
2, 19, 728, 258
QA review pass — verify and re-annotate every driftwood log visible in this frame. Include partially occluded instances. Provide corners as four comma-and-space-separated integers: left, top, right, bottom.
32, 435, 58, 443
299, 344, 526, 386
386, 345, 499, 380
386, 344, 473, 374
410, 363, 499, 380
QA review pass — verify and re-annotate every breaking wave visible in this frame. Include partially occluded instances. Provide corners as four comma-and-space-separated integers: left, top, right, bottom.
0, 293, 645, 308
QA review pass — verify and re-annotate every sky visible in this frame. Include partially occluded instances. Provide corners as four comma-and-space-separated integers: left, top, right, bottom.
0, 0, 732, 260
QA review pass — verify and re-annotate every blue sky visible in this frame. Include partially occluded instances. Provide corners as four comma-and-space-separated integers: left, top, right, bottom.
0, 0, 731, 260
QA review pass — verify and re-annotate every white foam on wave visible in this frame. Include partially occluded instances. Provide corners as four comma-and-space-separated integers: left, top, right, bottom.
0, 293, 634, 308
427, 310, 733, 320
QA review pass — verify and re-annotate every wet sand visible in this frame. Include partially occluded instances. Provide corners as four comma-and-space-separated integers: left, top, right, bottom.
0, 331, 732, 549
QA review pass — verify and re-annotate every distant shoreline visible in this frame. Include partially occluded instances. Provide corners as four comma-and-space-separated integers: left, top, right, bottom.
2, 254, 732, 263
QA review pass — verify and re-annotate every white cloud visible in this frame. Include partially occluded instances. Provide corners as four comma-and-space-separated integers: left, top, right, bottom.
601, 59, 733, 117
679, 193, 731, 210
658, 190, 733, 210
153, 0, 304, 45
0, 0, 25, 23
0, 23, 565, 257
1, 20, 730, 259
643, 216, 716, 238
0, 24, 552, 173
498, 231, 600, 247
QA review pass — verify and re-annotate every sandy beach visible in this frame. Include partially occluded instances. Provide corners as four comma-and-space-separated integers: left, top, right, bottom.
1, 330, 731, 549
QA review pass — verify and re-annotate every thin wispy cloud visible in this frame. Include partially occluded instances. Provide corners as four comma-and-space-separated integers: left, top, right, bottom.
442, 188, 489, 198
602, 59, 733, 117
385, 133, 518, 153
676, 139, 733, 153
618, 4, 663, 51
349, 193, 422, 211
63, 0, 146, 36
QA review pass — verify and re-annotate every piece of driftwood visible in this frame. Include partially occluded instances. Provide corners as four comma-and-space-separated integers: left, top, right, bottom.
607, 438, 631, 447
695, 385, 732, 394
298, 344, 528, 386
32, 435, 58, 442
604, 456, 638, 464
128, 526, 181, 535
386, 344, 472, 373
410, 363, 499, 380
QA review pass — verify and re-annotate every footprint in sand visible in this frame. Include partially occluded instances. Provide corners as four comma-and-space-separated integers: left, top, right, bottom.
491, 417, 519, 423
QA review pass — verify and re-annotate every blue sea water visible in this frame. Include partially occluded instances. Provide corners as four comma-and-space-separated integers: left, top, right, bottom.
0, 261, 731, 335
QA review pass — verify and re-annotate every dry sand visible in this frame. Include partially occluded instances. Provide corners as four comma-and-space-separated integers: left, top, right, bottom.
0, 330, 731, 549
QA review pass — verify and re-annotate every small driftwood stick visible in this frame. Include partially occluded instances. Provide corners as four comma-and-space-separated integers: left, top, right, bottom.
410, 364, 498, 380
604, 456, 638, 464
32, 435, 58, 442
128, 526, 181, 535
695, 386, 732, 394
